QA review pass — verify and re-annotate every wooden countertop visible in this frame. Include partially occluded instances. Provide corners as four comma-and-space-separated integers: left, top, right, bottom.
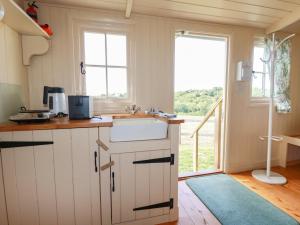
0, 114, 184, 132
0, 117, 113, 132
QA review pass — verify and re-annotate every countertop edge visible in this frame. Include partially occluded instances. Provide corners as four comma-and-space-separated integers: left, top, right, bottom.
0, 114, 184, 132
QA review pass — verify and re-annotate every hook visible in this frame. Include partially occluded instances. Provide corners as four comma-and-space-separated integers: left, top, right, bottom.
80, 61, 86, 75
276, 34, 295, 49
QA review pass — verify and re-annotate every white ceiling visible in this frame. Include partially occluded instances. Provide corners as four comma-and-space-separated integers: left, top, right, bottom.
40, 0, 300, 29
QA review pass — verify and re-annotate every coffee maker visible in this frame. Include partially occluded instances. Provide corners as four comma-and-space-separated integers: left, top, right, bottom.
43, 86, 67, 116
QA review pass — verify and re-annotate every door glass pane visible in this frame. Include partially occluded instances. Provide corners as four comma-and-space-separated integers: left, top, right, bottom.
84, 32, 105, 65
107, 68, 127, 98
86, 66, 106, 97
107, 34, 127, 66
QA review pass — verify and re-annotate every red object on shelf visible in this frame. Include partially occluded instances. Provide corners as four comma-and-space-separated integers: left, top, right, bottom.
40, 24, 53, 36
26, 1, 39, 23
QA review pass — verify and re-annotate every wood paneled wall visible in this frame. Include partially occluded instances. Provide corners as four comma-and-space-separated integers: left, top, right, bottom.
0, 23, 27, 90
0, 22, 28, 122
27, 3, 300, 172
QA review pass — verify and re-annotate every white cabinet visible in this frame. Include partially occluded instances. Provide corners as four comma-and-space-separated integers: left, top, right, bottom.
111, 150, 173, 224
99, 125, 180, 225
0, 128, 101, 225
0, 123, 181, 225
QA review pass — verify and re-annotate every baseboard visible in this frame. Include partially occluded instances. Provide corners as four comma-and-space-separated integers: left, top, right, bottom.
287, 159, 300, 166
178, 169, 222, 180
226, 159, 280, 173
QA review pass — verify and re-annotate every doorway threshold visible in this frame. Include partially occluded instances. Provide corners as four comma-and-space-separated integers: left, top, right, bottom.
179, 169, 223, 181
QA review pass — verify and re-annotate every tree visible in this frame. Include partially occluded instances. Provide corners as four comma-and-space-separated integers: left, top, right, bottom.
174, 87, 223, 116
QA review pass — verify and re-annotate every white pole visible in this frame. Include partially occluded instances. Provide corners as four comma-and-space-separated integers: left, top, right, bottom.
252, 33, 292, 184
266, 33, 275, 177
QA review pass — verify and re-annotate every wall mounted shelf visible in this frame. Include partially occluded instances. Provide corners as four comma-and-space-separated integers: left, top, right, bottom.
1, 0, 50, 39
1, 0, 51, 65
22, 35, 50, 66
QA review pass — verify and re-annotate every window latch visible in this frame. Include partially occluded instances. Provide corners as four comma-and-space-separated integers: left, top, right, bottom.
80, 61, 86, 75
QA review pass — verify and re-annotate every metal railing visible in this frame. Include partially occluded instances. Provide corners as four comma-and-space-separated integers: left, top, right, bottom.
190, 97, 223, 171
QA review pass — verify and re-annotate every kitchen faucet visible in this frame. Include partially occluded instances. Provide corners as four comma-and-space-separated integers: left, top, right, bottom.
125, 104, 141, 115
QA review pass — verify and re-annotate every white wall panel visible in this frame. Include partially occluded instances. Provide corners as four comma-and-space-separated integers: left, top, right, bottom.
27, 4, 300, 172
0, 22, 28, 105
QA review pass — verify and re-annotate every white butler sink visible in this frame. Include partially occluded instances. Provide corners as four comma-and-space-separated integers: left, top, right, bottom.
110, 118, 168, 142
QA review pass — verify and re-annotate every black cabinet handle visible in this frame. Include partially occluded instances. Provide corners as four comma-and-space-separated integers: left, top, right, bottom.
133, 154, 174, 165
112, 172, 115, 192
0, 141, 53, 149
133, 198, 173, 211
94, 151, 98, 172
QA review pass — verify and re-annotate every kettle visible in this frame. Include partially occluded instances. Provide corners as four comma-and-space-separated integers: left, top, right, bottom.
43, 86, 67, 116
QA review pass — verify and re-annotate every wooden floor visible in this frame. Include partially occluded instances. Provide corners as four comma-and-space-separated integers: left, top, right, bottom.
232, 165, 300, 222
159, 164, 300, 225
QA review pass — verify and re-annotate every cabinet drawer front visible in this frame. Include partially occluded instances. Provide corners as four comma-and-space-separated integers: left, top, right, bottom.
111, 149, 172, 224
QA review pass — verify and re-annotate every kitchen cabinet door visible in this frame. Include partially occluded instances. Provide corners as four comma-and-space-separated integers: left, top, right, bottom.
0, 128, 101, 225
71, 128, 101, 225
0, 130, 56, 225
0, 132, 10, 225
52, 129, 76, 225
111, 149, 173, 224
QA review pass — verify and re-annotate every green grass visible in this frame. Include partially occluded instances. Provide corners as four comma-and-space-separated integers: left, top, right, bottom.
176, 114, 217, 175
179, 144, 215, 174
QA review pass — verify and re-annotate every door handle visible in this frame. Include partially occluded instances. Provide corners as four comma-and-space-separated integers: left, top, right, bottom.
112, 172, 115, 192
94, 151, 98, 172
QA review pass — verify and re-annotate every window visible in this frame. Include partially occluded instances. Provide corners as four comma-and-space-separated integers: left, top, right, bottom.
83, 32, 128, 98
251, 41, 270, 98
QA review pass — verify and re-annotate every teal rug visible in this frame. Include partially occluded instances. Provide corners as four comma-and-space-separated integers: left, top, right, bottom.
186, 174, 299, 225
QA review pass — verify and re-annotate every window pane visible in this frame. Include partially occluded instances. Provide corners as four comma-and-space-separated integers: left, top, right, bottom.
252, 73, 263, 97
253, 46, 264, 73
84, 32, 105, 65
107, 68, 127, 98
86, 67, 106, 97
107, 34, 127, 66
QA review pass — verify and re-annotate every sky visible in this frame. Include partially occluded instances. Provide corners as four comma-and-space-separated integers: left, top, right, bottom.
174, 36, 227, 92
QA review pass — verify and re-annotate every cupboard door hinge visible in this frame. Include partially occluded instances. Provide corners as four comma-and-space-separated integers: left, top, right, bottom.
170, 153, 175, 165
133, 198, 173, 211
133, 154, 175, 165
0, 141, 54, 149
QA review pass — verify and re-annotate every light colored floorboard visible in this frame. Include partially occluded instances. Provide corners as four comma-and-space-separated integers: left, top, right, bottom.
232, 165, 300, 222
160, 165, 300, 225
158, 181, 220, 225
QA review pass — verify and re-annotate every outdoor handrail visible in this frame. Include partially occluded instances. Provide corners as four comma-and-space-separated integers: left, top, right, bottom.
190, 96, 223, 138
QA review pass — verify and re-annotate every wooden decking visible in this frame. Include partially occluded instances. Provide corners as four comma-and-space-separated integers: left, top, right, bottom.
160, 164, 300, 225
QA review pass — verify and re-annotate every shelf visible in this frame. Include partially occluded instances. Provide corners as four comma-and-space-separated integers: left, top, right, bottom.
1, 0, 50, 39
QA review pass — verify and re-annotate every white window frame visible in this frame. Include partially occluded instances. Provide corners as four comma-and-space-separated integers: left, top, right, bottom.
74, 20, 135, 113
250, 38, 269, 105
